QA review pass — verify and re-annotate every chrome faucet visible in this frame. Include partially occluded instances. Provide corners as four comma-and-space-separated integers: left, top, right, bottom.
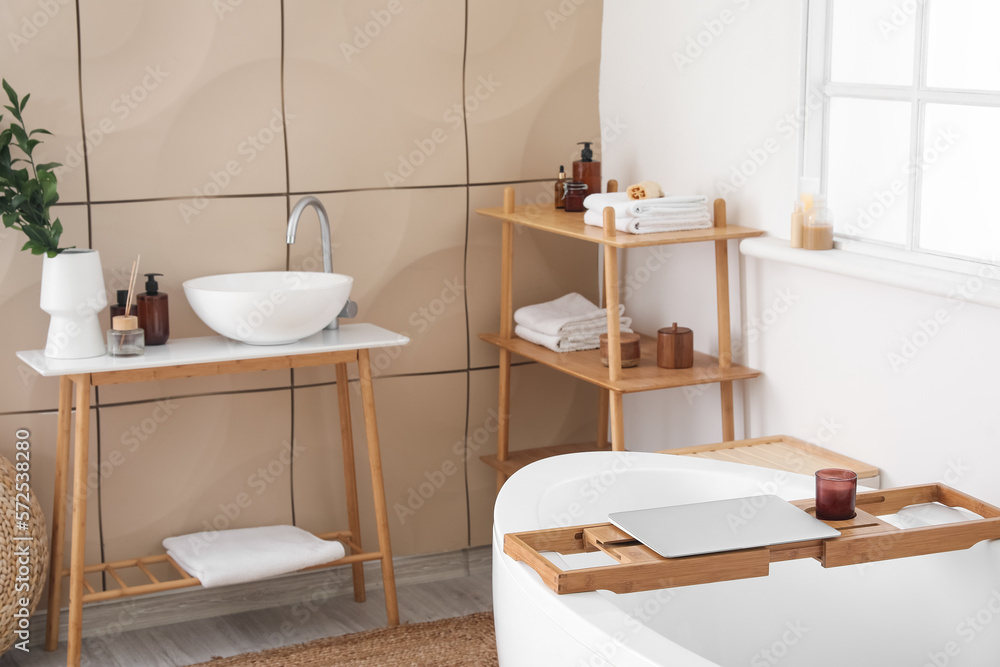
286, 196, 357, 330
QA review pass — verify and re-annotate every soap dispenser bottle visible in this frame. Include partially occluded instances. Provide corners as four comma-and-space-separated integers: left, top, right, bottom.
572, 141, 602, 200
137, 273, 170, 345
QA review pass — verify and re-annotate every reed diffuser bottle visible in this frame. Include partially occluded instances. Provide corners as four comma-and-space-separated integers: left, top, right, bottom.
108, 255, 145, 356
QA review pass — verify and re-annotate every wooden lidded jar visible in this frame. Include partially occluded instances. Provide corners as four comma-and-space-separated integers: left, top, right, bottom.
599, 332, 641, 368
657, 323, 693, 369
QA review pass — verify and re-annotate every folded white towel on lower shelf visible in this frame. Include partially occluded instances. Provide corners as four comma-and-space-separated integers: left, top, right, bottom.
561, 317, 633, 338
583, 209, 712, 234
514, 292, 621, 337
163, 525, 346, 588
515, 322, 633, 353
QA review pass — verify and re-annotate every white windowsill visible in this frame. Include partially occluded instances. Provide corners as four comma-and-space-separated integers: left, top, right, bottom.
739, 237, 1000, 310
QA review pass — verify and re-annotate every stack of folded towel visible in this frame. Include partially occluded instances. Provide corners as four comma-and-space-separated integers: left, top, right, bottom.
582, 192, 713, 234
514, 292, 632, 353
163, 525, 346, 588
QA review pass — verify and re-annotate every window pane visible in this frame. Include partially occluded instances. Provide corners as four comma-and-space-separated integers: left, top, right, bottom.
926, 0, 1000, 92
919, 104, 1000, 261
830, 0, 915, 86
827, 98, 911, 245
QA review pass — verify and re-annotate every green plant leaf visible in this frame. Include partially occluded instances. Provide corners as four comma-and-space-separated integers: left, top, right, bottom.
2, 80, 17, 109
0, 80, 61, 257
22, 227, 51, 251
41, 176, 58, 206
9, 124, 28, 151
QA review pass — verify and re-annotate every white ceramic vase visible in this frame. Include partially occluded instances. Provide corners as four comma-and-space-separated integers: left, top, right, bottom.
39, 249, 108, 359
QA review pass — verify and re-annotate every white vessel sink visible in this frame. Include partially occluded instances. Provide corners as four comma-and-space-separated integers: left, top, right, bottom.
183, 272, 353, 345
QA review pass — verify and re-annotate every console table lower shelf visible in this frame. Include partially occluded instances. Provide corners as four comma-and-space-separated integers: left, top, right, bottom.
504, 484, 1000, 595
60, 531, 377, 603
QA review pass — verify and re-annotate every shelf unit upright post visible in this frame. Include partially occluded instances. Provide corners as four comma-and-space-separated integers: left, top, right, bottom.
479, 185, 763, 487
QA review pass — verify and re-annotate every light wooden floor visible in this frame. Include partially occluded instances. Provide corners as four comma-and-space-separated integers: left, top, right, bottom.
1, 550, 493, 667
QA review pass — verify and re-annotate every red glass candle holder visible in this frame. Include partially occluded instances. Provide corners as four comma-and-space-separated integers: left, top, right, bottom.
815, 468, 857, 521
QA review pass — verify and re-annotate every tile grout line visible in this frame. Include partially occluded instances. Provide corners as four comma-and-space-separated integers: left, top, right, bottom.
72, 0, 108, 587
460, 0, 473, 548
0, 363, 541, 417
49, 178, 554, 209
278, 0, 297, 530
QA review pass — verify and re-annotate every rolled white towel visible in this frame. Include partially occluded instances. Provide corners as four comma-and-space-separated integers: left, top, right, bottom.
163, 525, 346, 588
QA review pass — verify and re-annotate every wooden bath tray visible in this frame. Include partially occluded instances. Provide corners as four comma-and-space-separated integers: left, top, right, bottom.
504, 484, 1000, 595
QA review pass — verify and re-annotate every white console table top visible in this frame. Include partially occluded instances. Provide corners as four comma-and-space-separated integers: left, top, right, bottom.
17, 323, 409, 377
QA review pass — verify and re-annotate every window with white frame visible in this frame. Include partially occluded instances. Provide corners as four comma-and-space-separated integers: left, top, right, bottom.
803, 0, 1000, 269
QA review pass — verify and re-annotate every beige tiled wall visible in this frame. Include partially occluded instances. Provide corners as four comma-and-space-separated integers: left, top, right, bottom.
0, 0, 602, 608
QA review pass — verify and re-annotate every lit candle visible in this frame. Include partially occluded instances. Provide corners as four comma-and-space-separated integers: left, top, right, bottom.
815, 468, 857, 521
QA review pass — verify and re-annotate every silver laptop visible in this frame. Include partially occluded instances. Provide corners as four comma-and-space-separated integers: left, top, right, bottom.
608, 494, 841, 558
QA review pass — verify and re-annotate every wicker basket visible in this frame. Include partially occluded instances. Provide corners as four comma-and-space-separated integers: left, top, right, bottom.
0, 453, 49, 654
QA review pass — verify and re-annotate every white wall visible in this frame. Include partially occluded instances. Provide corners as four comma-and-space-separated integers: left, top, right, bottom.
601, 0, 1000, 504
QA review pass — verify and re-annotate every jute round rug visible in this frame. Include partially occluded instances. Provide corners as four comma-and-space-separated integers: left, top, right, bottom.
190, 612, 498, 667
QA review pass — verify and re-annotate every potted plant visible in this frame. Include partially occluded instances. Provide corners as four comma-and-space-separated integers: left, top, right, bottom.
1, 80, 107, 358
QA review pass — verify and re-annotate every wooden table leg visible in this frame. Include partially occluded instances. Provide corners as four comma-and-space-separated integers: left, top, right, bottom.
597, 388, 609, 450
356, 349, 399, 626
44, 376, 73, 651
335, 362, 365, 603
67, 375, 91, 667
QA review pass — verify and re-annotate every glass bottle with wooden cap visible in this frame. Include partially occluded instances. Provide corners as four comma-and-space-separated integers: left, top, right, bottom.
803, 195, 834, 250
107, 315, 144, 357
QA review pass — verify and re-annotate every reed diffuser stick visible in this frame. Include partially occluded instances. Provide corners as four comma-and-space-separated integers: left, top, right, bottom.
124, 255, 140, 317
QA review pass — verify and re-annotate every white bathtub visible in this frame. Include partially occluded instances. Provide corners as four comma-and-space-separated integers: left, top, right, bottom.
492, 452, 1000, 666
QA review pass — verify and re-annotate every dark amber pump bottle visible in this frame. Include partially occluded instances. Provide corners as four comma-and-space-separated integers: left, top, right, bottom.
137, 273, 170, 345
572, 142, 602, 200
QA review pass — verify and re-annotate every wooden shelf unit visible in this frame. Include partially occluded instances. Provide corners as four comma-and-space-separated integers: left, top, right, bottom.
477, 186, 764, 487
